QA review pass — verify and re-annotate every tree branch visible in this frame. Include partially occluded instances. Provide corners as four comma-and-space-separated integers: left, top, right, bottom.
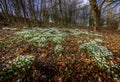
99, 0, 105, 9
102, 1, 120, 14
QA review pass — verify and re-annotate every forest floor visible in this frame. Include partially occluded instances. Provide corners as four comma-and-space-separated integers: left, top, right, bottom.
0, 27, 120, 82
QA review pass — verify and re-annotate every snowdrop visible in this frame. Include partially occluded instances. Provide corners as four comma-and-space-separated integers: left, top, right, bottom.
15, 27, 67, 48
53, 36, 63, 44
3, 55, 35, 79
55, 45, 63, 53
68, 29, 103, 36
79, 39, 119, 73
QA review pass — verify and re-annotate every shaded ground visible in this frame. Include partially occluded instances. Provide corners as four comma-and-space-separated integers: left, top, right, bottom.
0, 27, 120, 82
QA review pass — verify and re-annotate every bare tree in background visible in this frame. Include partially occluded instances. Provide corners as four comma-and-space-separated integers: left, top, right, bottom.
0, 0, 120, 30
89, 0, 106, 32
89, 0, 120, 32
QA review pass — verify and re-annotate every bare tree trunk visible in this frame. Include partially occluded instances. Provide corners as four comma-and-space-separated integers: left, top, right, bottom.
20, 0, 30, 27
93, 12, 100, 32
89, 0, 101, 32
0, 0, 10, 24
58, 0, 63, 24
117, 22, 120, 31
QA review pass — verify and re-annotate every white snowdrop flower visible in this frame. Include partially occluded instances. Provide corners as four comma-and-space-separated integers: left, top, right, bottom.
94, 39, 103, 43
40, 37, 47, 42
79, 39, 118, 73
55, 45, 63, 53
8, 61, 12, 64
